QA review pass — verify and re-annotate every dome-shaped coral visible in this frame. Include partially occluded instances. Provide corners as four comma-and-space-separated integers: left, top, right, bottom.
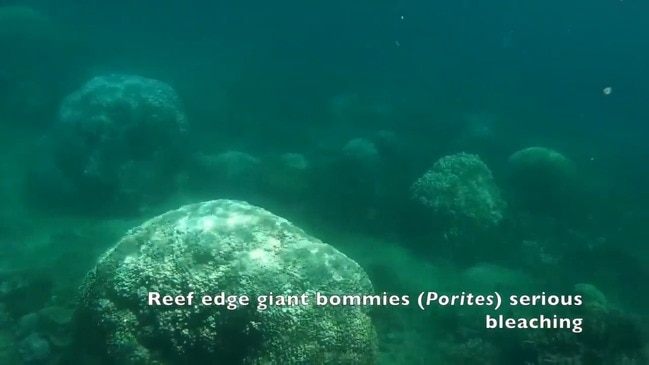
70, 200, 378, 364
29, 75, 187, 213
411, 153, 505, 235
508, 147, 574, 185
507, 147, 577, 214
31, 74, 189, 214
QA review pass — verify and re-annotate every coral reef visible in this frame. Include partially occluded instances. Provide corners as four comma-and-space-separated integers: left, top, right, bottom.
508, 147, 574, 184
70, 199, 378, 364
0, 10, 645, 363
411, 152, 506, 238
507, 146, 577, 215
28, 74, 189, 214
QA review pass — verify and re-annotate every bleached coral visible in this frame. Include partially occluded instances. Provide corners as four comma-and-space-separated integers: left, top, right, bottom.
411, 153, 505, 233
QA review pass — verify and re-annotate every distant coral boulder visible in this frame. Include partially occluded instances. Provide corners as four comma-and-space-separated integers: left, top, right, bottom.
29, 74, 189, 214
411, 153, 505, 237
507, 147, 577, 214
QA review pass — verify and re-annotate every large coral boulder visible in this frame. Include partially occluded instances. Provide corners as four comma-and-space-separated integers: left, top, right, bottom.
508, 147, 575, 189
507, 147, 577, 214
27, 74, 189, 214
69, 200, 378, 364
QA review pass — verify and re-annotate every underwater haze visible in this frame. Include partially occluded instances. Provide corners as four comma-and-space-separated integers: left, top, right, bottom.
0, 0, 647, 364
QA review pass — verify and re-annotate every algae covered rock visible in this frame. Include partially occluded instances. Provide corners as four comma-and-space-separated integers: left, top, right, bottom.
71, 200, 378, 364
